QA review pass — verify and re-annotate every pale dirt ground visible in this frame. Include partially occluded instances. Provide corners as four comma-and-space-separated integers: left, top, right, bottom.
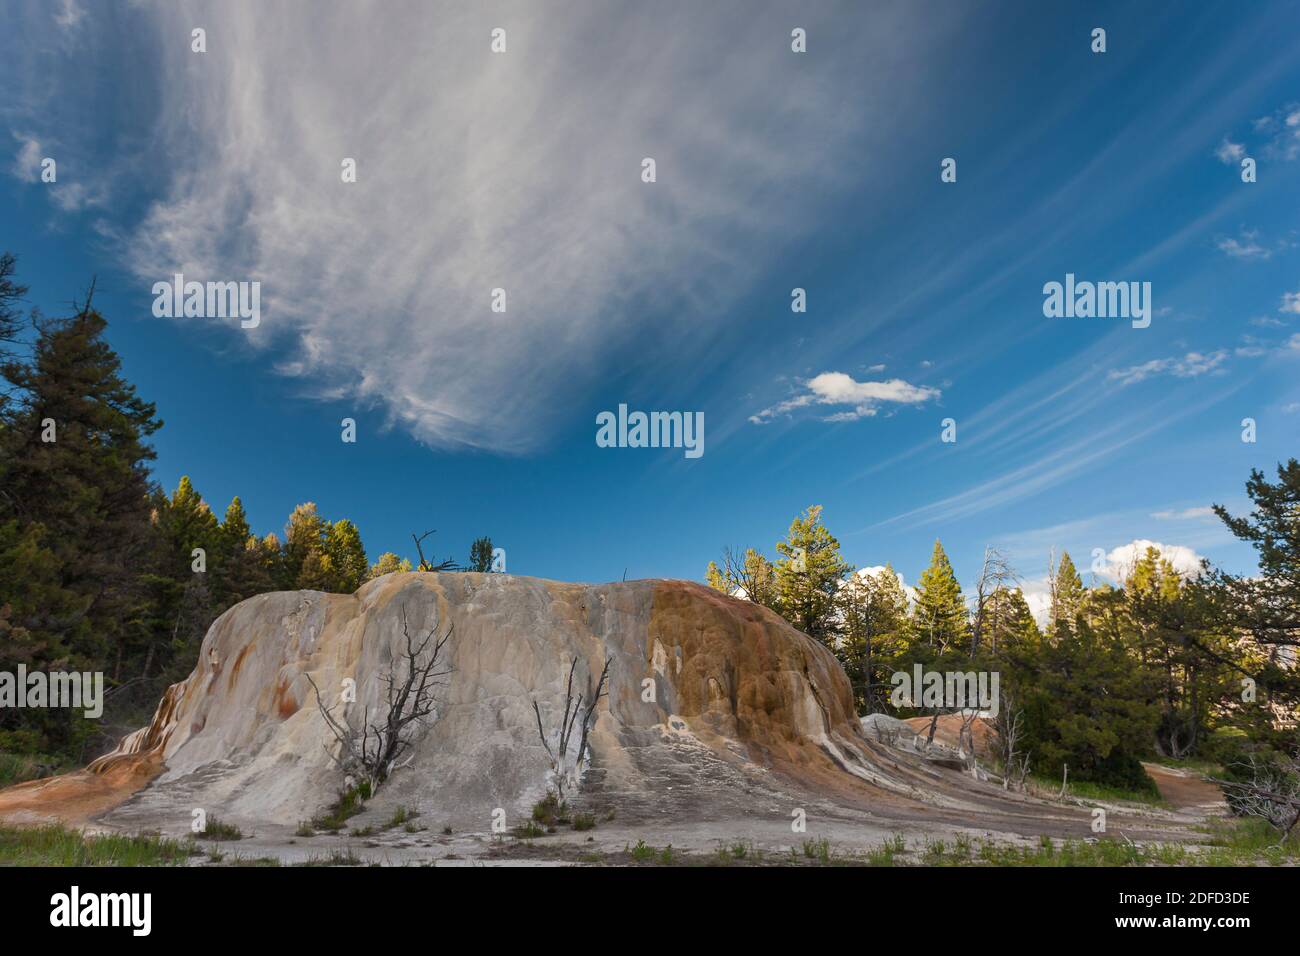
164, 753, 1229, 867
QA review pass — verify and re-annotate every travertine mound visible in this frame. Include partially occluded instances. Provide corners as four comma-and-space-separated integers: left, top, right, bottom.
0, 574, 894, 831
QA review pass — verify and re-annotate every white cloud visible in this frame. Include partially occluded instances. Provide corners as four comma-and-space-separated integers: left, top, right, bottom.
10, 135, 42, 182
1095, 539, 1207, 583
104, 2, 927, 453
750, 371, 940, 424
54, 0, 85, 30
853, 565, 917, 604
1150, 506, 1215, 520
1282, 290, 1300, 314
1107, 350, 1228, 386
1018, 576, 1054, 628
1216, 229, 1269, 259
1215, 138, 1245, 164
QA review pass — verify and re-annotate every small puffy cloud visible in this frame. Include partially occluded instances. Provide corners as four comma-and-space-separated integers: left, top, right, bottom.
1107, 350, 1228, 386
1215, 139, 1245, 164
1217, 229, 1270, 259
1281, 290, 1300, 314
750, 371, 940, 424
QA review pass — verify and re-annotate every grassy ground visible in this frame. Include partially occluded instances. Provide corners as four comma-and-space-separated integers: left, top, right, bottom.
1027, 775, 1167, 807
0, 753, 76, 789
493, 816, 1299, 867
1146, 755, 1224, 777
0, 824, 198, 866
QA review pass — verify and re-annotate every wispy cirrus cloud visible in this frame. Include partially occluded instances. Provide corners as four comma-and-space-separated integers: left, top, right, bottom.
1150, 506, 1215, 520
9, 0, 934, 454
749, 371, 940, 424
1108, 350, 1229, 386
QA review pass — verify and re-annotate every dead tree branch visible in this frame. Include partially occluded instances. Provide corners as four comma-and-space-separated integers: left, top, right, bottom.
412, 529, 460, 572
306, 605, 452, 791
532, 656, 612, 801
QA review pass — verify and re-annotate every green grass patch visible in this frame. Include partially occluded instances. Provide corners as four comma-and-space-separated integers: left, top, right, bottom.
531, 791, 570, 827
628, 839, 656, 862
198, 817, 244, 841
293, 849, 366, 867
801, 837, 831, 863
1031, 775, 1167, 806
0, 823, 196, 866
311, 786, 367, 831
512, 820, 546, 839
382, 806, 418, 831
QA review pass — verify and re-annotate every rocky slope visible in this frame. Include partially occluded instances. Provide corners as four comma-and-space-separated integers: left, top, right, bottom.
0, 573, 1198, 853
0, 574, 893, 831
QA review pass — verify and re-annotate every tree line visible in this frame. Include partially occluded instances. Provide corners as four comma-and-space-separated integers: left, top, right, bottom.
707, 488, 1299, 797
0, 253, 495, 774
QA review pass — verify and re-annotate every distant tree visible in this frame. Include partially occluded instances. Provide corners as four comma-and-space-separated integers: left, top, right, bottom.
0, 292, 163, 755
324, 519, 369, 592
705, 546, 778, 609
982, 586, 1040, 654
282, 502, 327, 589
1012, 616, 1160, 793
369, 551, 413, 579
773, 505, 852, 646
0, 302, 161, 689
213, 497, 273, 605
469, 536, 494, 573
911, 540, 968, 653
839, 565, 911, 713
1049, 550, 1085, 637
0, 250, 28, 375
1212, 460, 1300, 709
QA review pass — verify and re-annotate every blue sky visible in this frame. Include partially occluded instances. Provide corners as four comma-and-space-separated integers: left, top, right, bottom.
3, 1, 1299, 614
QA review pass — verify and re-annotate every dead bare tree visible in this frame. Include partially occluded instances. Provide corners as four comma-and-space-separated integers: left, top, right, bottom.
411, 529, 460, 572
532, 657, 612, 802
1213, 754, 1300, 846
957, 707, 981, 773
992, 692, 1031, 791
306, 606, 453, 790
971, 546, 1018, 655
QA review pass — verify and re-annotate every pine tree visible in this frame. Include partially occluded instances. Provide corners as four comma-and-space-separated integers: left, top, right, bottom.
983, 586, 1040, 654
840, 565, 911, 712
1050, 551, 1085, 636
911, 540, 968, 652
282, 502, 326, 589
0, 306, 161, 689
1213, 460, 1300, 709
773, 506, 851, 645
469, 536, 494, 572
0, 251, 28, 383
324, 519, 369, 592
